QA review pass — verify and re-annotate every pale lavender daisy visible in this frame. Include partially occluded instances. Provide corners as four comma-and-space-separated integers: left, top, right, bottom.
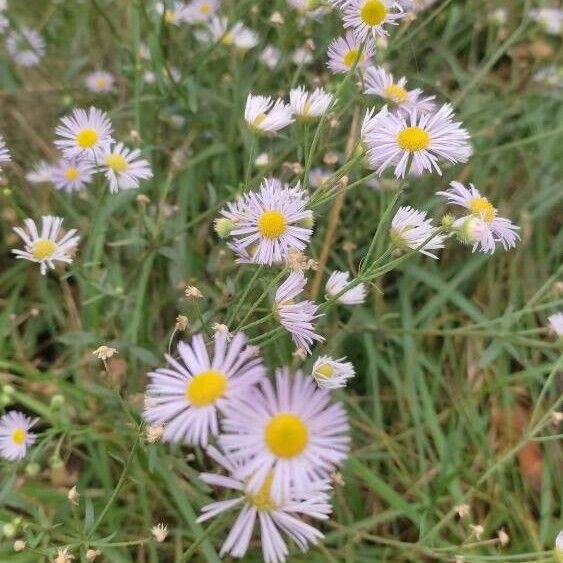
275, 271, 324, 353
156, 1, 189, 25
0, 411, 36, 461
12, 216, 80, 275
364, 104, 472, 178
390, 206, 445, 258
260, 45, 281, 69
25, 160, 53, 184
6, 27, 45, 67
327, 32, 375, 74
292, 46, 313, 66
0, 134, 10, 167
200, 17, 259, 50
309, 167, 332, 189
340, 0, 405, 42
51, 157, 95, 193
54, 107, 113, 159
95, 142, 153, 193
197, 445, 331, 563
220, 178, 312, 265
312, 355, 355, 389
289, 86, 334, 121
184, 0, 219, 22
84, 70, 115, 93
219, 368, 350, 502
548, 313, 563, 337
325, 271, 366, 305
364, 66, 435, 113
245, 94, 294, 134
529, 7, 563, 36
437, 181, 520, 254
143, 332, 265, 446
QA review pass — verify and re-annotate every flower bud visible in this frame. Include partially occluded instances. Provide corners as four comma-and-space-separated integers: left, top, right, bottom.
214, 217, 234, 239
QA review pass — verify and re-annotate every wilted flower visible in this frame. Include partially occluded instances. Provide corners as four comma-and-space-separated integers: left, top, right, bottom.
92, 345, 118, 360
151, 523, 168, 543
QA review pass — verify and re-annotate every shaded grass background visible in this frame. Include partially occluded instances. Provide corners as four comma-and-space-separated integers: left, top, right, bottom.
0, 0, 562, 561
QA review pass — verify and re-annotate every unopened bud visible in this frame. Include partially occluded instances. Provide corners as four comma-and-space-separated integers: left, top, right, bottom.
214, 217, 234, 239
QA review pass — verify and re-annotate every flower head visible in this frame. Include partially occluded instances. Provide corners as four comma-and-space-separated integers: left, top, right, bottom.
245, 94, 294, 134
51, 157, 95, 193
364, 104, 472, 177
327, 32, 375, 74
6, 27, 45, 67
55, 107, 113, 159
340, 0, 405, 42
84, 70, 115, 93
200, 17, 259, 50
548, 312, 563, 337
25, 161, 53, 184
325, 271, 366, 305
219, 368, 349, 502
0, 135, 11, 167
309, 167, 332, 189
260, 45, 281, 69
151, 523, 168, 543
12, 216, 80, 275
312, 356, 355, 389
390, 206, 445, 258
0, 411, 36, 461
529, 7, 563, 36
143, 332, 265, 446
184, 0, 220, 22
289, 86, 334, 121
156, 1, 189, 25
275, 271, 324, 353
436, 182, 519, 254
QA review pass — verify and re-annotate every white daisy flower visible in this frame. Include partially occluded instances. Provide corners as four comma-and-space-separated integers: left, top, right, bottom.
198, 445, 331, 563
274, 271, 324, 353
312, 355, 355, 389
0, 134, 10, 167
184, 0, 219, 22
436, 181, 520, 254
12, 216, 80, 275
55, 107, 113, 160
289, 86, 334, 121
201, 17, 259, 50
390, 206, 446, 258
327, 32, 375, 74
489, 7, 508, 25
309, 167, 332, 189
244, 94, 294, 135
360, 106, 385, 142
156, 1, 189, 25
364, 104, 472, 178
95, 142, 153, 193
556, 530, 563, 553
51, 157, 95, 193
292, 46, 313, 66
325, 271, 366, 305
0, 411, 36, 461
143, 332, 265, 447
25, 160, 53, 184
548, 312, 563, 337
260, 45, 281, 69
221, 179, 312, 265
529, 8, 563, 36
219, 368, 349, 502
84, 70, 115, 93
364, 66, 435, 113
340, 0, 405, 42
6, 27, 45, 67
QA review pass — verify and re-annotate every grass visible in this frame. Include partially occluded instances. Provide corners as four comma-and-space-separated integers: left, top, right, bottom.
0, 0, 562, 561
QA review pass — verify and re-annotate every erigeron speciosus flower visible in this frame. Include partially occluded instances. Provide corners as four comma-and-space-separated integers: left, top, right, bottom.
292, 46, 314, 66
183, 0, 219, 23
325, 270, 366, 305
25, 161, 54, 184
51, 157, 95, 193
289, 86, 334, 121
390, 206, 446, 258
6, 27, 45, 67
529, 7, 563, 36
12, 216, 80, 275
327, 32, 375, 74
337, 0, 405, 42
312, 356, 356, 389
200, 17, 259, 51
156, 1, 189, 25
84, 70, 115, 93
244, 94, 294, 134
0, 411, 36, 461
260, 45, 281, 69
437, 182, 519, 254
0, 135, 11, 168
548, 312, 563, 337
555, 530, 563, 563
219, 368, 349, 502
309, 167, 332, 189
198, 444, 332, 563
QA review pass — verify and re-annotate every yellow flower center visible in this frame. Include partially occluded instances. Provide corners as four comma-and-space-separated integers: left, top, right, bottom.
258, 210, 287, 239
186, 370, 227, 406
468, 197, 495, 223
252, 112, 267, 128
221, 32, 234, 46
397, 127, 431, 152
95, 77, 108, 90
360, 0, 388, 26
164, 10, 176, 24
384, 84, 408, 103
264, 413, 309, 458
64, 167, 80, 181
248, 471, 277, 511
11, 428, 27, 446
76, 128, 99, 149
315, 363, 334, 379
199, 2, 211, 14
31, 239, 57, 260
105, 153, 129, 173
343, 48, 363, 68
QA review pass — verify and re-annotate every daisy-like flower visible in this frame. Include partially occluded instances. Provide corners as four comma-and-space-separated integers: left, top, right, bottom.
404, 0, 437, 12
548, 312, 563, 337
529, 8, 563, 36
0, 135, 10, 167
292, 47, 313, 66
289, 86, 334, 121
84, 70, 115, 93
198, 445, 332, 563
51, 157, 95, 193
312, 356, 355, 389
325, 271, 366, 305
364, 104, 472, 178
184, 0, 219, 22
12, 216, 80, 275
390, 206, 446, 258
143, 331, 265, 446
25, 161, 53, 184
221, 179, 312, 265
95, 142, 153, 193
55, 107, 113, 160
436, 181, 520, 254
340, 0, 405, 41
309, 167, 332, 189
327, 33, 375, 74
156, 1, 189, 25
260, 45, 282, 69
6, 27, 45, 67
219, 368, 349, 502
364, 66, 435, 113
555, 530, 563, 555
0, 411, 36, 461
201, 17, 259, 51
274, 271, 324, 353
245, 94, 294, 135
287, 0, 327, 20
